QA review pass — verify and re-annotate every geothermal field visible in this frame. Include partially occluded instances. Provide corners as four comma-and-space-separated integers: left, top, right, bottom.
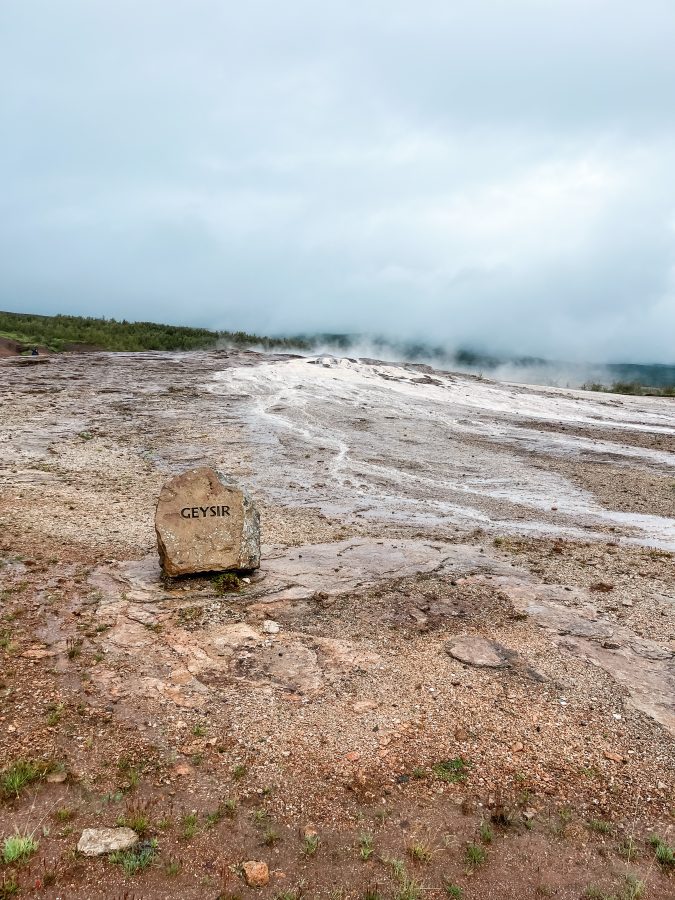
0, 349, 673, 898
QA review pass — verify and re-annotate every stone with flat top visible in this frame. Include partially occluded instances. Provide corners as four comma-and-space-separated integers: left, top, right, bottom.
155, 466, 260, 576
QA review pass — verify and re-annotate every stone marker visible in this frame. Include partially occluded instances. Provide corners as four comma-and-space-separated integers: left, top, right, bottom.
155, 466, 260, 576
77, 827, 138, 856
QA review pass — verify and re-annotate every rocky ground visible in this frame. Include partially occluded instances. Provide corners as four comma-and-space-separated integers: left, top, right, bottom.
0, 350, 673, 899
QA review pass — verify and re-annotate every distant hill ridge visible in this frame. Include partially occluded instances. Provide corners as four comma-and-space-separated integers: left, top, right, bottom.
0, 310, 310, 354
1, 310, 673, 391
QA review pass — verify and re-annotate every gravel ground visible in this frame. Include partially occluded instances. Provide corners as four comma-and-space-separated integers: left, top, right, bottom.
0, 350, 672, 899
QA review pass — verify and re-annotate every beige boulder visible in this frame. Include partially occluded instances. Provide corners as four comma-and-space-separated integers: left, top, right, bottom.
155, 467, 260, 576
77, 827, 138, 856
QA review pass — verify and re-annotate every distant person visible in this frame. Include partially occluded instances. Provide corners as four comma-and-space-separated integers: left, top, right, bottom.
31, 347, 39, 356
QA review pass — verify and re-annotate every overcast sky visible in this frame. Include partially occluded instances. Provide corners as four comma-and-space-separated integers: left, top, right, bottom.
2, 1, 675, 362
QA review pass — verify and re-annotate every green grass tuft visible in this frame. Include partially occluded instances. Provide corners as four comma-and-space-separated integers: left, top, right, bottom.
109, 839, 157, 876
2, 832, 38, 864
213, 573, 242, 594
432, 757, 468, 783
1, 760, 45, 797
359, 832, 374, 861
464, 842, 486, 868
444, 883, 463, 899
649, 833, 674, 866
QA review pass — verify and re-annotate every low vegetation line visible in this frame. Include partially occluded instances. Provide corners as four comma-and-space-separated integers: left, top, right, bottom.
0, 310, 310, 354
580, 379, 675, 397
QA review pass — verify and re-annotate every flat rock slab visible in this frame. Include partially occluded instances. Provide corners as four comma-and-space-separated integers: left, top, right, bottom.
445, 634, 514, 668
253, 539, 513, 602
155, 466, 260, 576
77, 827, 138, 856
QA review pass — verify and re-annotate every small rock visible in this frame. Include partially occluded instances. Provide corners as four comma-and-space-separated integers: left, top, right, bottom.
174, 763, 192, 776
262, 620, 280, 635
445, 634, 513, 668
511, 741, 524, 753
303, 826, 318, 839
352, 700, 378, 713
603, 750, 624, 763
46, 771, 68, 784
77, 827, 138, 856
242, 860, 269, 887
345, 751, 361, 762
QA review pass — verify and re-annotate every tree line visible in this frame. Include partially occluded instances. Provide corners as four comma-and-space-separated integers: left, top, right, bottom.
0, 311, 311, 353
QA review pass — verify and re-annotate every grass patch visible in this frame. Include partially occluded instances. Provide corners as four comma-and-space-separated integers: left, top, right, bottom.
182, 813, 198, 839
464, 843, 486, 869
359, 832, 374, 861
479, 821, 493, 844
223, 797, 238, 817
251, 808, 270, 827
444, 883, 463, 899
617, 837, 639, 861
384, 857, 406, 878
587, 819, 614, 835
302, 833, 320, 856
583, 888, 613, 900
46, 704, 65, 726
396, 874, 423, 900
432, 757, 468, 784
407, 841, 433, 864
54, 807, 75, 823
213, 573, 242, 594
0, 876, 19, 898
109, 839, 157, 876
204, 808, 223, 829
1, 760, 46, 798
263, 826, 281, 846
2, 832, 38, 864
622, 874, 645, 900
649, 833, 674, 866
117, 806, 151, 835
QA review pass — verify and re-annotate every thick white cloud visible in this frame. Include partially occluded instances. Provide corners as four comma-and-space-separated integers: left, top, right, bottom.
1, 1, 675, 361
